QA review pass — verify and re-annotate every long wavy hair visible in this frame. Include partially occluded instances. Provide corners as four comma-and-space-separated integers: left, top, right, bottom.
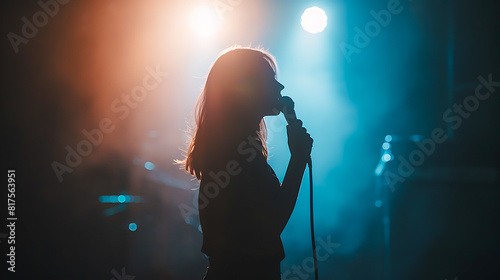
180, 46, 278, 180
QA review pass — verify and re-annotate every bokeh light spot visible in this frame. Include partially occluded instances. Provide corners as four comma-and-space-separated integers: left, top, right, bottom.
129, 223, 137, 232
382, 153, 392, 162
144, 162, 155, 170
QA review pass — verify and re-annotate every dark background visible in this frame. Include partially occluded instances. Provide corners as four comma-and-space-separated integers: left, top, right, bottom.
1, 0, 499, 279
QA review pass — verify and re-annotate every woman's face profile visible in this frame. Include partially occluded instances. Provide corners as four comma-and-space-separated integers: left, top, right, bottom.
253, 62, 285, 117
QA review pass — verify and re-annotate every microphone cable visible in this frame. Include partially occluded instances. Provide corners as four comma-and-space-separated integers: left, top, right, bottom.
279, 96, 318, 279
308, 157, 318, 280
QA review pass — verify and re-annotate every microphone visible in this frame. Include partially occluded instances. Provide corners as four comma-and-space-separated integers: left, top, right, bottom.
279, 96, 311, 164
279, 96, 298, 125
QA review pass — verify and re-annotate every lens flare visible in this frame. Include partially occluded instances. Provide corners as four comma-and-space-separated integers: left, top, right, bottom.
301, 6, 328, 34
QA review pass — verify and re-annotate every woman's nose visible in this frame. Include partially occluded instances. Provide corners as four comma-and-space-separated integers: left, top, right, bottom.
277, 81, 285, 91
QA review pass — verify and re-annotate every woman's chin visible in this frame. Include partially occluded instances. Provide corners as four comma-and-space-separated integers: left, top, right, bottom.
265, 107, 281, 116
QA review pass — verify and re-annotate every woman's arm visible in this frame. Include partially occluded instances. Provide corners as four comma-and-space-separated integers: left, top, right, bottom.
277, 120, 313, 233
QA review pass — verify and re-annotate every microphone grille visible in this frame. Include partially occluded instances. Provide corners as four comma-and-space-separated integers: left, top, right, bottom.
279, 96, 295, 111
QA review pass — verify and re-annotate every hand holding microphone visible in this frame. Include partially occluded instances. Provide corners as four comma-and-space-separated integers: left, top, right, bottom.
279, 96, 313, 163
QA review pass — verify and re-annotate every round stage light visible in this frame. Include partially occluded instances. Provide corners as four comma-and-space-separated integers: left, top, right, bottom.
301, 6, 328, 34
189, 5, 221, 37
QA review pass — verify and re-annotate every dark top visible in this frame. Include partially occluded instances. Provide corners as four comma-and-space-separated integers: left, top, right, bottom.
199, 144, 285, 263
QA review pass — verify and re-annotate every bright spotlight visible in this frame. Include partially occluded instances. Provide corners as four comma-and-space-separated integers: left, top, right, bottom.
189, 5, 221, 37
301, 6, 328, 34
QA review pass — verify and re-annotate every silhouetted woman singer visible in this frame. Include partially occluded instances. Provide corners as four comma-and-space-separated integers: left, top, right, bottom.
181, 47, 313, 279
